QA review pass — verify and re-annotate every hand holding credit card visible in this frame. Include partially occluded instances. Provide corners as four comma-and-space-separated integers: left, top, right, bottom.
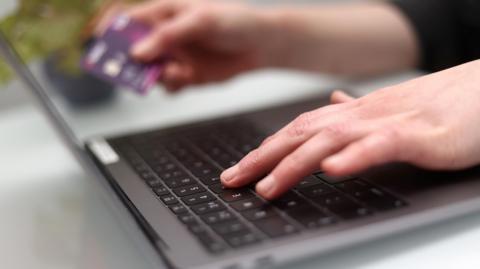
81, 16, 165, 94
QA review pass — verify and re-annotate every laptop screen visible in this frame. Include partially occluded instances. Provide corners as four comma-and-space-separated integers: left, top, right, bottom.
0, 0, 331, 143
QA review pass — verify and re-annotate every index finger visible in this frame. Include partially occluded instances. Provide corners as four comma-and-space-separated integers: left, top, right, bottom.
220, 104, 349, 187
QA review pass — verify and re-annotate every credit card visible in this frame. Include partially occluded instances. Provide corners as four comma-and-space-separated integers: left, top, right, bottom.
81, 16, 164, 94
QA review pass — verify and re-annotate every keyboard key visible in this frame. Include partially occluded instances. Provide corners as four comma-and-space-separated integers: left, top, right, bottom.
139, 170, 156, 180
188, 224, 208, 234
183, 192, 215, 205
158, 170, 186, 181
178, 213, 197, 224
192, 201, 225, 215
254, 217, 298, 238
287, 205, 335, 229
146, 177, 163, 188
173, 184, 206, 197
299, 184, 334, 198
335, 180, 369, 195
202, 210, 236, 224
191, 166, 221, 179
362, 192, 406, 211
198, 176, 221, 186
153, 186, 169, 196
212, 221, 248, 235
152, 162, 177, 175
295, 175, 324, 189
191, 160, 208, 170
156, 169, 187, 182
164, 177, 195, 188
209, 184, 226, 194
223, 230, 260, 248
230, 197, 265, 211
242, 206, 278, 221
160, 194, 178, 205
273, 192, 307, 210
169, 204, 188, 215
314, 193, 371, 220
196, 232, 226, 253
219, 189, 255, 202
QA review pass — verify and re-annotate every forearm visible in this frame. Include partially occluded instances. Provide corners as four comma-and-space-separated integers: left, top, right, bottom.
260, 2, 419, 77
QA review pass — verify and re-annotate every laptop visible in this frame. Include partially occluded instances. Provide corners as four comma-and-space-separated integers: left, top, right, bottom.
3, 29, 480, 269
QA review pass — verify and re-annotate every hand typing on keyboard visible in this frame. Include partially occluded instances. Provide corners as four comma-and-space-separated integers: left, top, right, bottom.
118, 121, 407, 252
104, 1, 480, 201
221, 61, 480, 199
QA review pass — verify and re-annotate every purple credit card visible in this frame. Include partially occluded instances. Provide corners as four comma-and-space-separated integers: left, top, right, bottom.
81, 16, 163, 94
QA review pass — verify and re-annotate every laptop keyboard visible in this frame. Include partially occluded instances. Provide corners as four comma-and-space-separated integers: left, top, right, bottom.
110, 120, 407, 254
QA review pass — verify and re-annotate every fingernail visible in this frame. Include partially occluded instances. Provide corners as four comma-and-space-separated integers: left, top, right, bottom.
221, 165, 239, 182
256, 174, 276, 197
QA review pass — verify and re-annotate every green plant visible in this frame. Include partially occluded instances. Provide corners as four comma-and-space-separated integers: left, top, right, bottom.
0, 0, 108, 85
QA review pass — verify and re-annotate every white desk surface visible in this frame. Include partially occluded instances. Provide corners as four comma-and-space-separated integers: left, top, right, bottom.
2, 70, 480, 269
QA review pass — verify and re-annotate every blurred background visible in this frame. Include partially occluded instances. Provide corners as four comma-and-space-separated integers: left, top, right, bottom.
0, 0, 356, 112
3, 0, 386, 143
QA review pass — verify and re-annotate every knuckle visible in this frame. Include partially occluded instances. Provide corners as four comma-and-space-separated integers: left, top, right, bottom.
379, 127, 402, 142
287, 111, 314, 139
376, 128, 403, 158
322, 123, 349, 139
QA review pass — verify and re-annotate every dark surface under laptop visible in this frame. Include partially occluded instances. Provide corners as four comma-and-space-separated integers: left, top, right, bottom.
86, 93, 480, 268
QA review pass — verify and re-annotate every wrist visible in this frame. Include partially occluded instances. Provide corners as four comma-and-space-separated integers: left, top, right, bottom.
254, 7, 305, 68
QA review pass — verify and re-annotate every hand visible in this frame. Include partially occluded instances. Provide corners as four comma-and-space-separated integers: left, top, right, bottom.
221, 60, 480, 199
125, 0, 282, 91
97, 1, 417, 90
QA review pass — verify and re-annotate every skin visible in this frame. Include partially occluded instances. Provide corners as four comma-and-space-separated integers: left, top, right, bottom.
98, 0, 480, 199
222, 61, 480, 199
124, 0, 418, 90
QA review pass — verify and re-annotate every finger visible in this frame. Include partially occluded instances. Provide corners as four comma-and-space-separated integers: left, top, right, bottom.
221, 110, 335, 187
322, 129, 404, 176
255, 124, 368, 200
330, 90, 355, 104
163, 61, 193, 84
221, 105, 355, 187
259, 104, 346, 146
127, 0, 180, 25
131, 11, 211, 62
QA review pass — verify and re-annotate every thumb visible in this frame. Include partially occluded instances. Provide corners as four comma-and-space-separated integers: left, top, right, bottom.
330, 90, 356, 104
131, 11, 210, 62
